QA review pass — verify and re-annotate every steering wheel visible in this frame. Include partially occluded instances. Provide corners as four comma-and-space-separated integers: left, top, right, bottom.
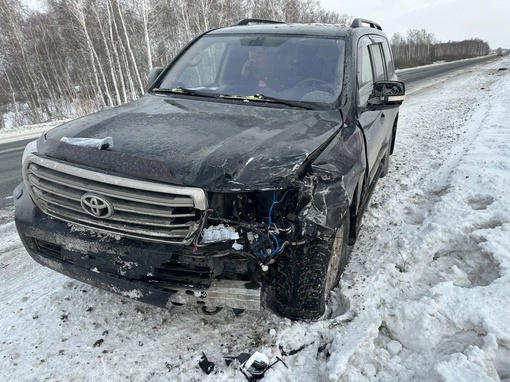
294, 77, 335, 94
294, 77, 333, 90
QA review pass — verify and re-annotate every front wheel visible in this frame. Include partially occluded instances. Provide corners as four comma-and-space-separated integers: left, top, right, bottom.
274, 213, 350, 320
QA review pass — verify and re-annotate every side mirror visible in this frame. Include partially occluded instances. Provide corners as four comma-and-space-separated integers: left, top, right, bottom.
367, 80, 405, 107
147, 67, 164, 88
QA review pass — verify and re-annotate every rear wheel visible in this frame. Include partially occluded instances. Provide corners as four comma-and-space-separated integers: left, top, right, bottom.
274, 213, 350, 320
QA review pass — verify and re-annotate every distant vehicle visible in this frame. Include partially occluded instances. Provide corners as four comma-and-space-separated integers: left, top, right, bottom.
14, 18, 405, 320
496, 49, 504, 56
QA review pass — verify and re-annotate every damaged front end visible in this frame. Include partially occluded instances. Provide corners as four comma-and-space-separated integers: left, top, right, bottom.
15, 144, 353, 315
169, 163, 353, 311
15, 113, 361, 318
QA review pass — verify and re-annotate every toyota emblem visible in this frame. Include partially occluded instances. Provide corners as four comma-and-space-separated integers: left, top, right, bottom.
80, 193, 114, 218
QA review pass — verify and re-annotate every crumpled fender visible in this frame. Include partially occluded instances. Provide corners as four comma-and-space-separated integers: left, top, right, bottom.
298, 123, 366, 237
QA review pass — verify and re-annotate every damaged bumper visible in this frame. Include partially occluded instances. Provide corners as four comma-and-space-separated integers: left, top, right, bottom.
14, 182, 261, 311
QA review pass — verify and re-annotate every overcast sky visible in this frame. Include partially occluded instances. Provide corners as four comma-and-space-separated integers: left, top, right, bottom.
320, 0, 509, 49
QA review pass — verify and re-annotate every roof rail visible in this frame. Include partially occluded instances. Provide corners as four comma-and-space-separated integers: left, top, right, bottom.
235, 19, 285, 26
351, 18, 382, 31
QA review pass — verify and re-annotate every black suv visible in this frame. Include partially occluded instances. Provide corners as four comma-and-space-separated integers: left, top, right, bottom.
14, 18, 404, 320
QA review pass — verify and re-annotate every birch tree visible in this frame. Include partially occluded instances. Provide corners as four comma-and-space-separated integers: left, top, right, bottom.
114, 0, 144, 96
0, 0, 45, 122
0, 0, 359, 128
67, 0, 113, 107
91, 0, 122, 105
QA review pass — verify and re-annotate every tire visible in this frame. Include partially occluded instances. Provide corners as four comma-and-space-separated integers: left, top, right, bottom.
274, 213, 350, 320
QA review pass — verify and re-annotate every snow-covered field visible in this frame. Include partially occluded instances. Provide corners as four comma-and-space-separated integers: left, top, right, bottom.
1, 57, 510, 382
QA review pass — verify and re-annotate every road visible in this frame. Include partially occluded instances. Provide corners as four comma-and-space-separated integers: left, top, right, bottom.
0, 138, 35, 209
0, 54, 503, 208
397, 54, 499, 85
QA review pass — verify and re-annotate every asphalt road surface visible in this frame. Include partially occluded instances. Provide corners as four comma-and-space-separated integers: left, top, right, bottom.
397, 54, 499, 86
0, 138, 35, 209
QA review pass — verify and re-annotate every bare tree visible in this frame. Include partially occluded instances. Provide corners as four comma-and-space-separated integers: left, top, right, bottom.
114, 0, 145, 95
0, 0, 363, 128
91, 0, 122, 105
390, 29, 487, 68
0, 0, 45, 122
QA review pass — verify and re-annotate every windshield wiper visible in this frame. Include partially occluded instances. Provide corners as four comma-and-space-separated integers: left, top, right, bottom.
248, 94, 316, 110
152, 88, 316, 109
152, 87, 220, 99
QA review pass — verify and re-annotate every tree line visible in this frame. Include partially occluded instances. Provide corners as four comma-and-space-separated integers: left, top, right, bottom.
391, 29, 490, 68
0, 0, 347, 128
0, 0, 490, 129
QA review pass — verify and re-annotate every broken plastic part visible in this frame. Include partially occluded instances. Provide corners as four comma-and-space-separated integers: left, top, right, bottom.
232, 241, 243, 251
243, 351, 269, 376
60, 136, 114, 150
225, 351, 282, 381
201, 224, 240, 244
198, 352, 215, 374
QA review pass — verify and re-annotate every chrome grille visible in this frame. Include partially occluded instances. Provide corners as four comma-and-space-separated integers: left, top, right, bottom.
23, 154, 207, 244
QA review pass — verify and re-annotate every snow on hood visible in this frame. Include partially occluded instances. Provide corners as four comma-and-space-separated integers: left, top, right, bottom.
39, 95, 343, 190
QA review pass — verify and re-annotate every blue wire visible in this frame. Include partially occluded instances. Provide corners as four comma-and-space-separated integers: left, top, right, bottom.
267, 189, 292, 229
267, 190, 276, 228
260, 189, 292, 257
269, 233, 280, 256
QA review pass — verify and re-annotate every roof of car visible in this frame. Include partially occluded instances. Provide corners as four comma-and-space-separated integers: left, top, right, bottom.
209, 23, 350, 37
207, 18, 385, 38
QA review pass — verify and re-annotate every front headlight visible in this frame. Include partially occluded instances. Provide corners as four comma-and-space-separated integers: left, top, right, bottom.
22, 139, 38, 169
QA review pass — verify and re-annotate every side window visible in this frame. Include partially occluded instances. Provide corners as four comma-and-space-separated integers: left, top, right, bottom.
381, 41, 395, 78
357, 38, 374, 106
370, 44, 386, 81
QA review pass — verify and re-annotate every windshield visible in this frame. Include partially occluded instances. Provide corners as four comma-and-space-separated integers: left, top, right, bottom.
157, 34, 345, 107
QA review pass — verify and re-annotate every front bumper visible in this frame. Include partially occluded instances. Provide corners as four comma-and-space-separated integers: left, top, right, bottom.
13, 182, 262, 311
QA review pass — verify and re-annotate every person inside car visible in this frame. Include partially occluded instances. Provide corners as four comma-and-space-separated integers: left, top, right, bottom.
241, 48, 285, 91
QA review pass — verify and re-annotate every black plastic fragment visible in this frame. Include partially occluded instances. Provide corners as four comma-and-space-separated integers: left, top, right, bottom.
199, 352, 215, 374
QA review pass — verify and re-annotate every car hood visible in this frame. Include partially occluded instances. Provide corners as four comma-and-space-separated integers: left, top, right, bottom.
39, 94, 343, 191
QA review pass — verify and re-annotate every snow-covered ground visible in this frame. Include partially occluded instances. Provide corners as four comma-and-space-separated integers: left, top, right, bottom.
0, 121, 65, 144
1, 57, 510, 382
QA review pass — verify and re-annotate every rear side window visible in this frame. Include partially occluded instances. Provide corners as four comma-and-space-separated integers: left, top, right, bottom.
370, 44, 386, 81
381, 41, 395, 78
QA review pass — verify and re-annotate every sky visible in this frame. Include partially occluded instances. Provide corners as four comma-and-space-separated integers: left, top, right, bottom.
22, 0, 508, 49
320, 0, 510, 49
1, 57, 510, 381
